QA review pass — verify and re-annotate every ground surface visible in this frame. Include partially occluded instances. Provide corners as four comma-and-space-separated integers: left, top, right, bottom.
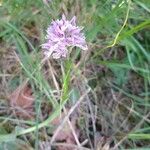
0, 0, 150, 150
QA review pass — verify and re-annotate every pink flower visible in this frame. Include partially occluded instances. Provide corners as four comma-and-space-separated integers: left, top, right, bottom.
42, 14, 88, 59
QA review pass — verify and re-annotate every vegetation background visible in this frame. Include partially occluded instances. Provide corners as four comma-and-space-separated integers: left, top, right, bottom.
0, 0, 150, 149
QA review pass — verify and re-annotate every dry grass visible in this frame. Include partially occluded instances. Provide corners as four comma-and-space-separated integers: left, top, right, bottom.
0, 0, 150, 149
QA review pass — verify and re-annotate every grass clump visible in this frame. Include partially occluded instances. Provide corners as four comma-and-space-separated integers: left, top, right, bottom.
0, 0, 150, 149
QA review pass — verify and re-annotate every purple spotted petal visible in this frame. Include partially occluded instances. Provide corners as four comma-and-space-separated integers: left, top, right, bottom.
42, 14, 88, 59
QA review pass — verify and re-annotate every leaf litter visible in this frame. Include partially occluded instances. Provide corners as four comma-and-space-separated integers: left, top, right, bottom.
8, 82, 35, 119
8, 83, 80, 150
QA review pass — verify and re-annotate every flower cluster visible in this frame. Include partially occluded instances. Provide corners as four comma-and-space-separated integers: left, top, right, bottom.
42, 14, 88, 59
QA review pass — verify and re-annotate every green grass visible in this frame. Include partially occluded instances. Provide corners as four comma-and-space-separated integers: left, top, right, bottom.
0, 0, 150, 149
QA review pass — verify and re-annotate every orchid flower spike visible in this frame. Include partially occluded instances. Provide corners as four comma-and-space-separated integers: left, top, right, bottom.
42, 14, 88, 59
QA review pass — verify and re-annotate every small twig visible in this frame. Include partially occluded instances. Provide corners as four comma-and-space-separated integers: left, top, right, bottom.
50, 89, 91, 145
63, 107, 81, 146
81, 139, 89, 146
110, 88, 150, 150
52, 142, 90, 150
48, 61, 60, 92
